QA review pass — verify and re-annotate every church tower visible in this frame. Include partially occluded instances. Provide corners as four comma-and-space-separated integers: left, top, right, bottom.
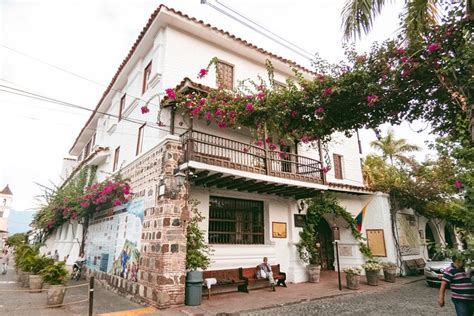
0, 184, 13, 250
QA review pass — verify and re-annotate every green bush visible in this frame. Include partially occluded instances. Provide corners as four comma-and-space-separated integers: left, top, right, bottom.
30, 256, 54, 275
15, 244, 35, 269
18, 251, 37, 273
40, 262, 68, 285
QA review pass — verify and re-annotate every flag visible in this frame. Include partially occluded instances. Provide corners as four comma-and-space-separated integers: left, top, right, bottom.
355, 199, 372, 232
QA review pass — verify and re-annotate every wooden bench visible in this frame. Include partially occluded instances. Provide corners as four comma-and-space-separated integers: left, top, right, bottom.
404, 258, 426, 275
202, 268, 247, 299
240, 264, 286, 291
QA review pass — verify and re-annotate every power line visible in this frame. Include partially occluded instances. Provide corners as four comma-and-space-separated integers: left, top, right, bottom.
0, 84, 173, 134
0, 44, 163, 110
201, 0, 314, 61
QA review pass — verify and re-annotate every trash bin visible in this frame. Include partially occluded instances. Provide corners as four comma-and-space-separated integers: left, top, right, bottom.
185, 271, 203, 306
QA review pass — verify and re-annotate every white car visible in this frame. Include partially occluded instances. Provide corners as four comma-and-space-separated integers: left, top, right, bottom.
424, 254, 451, 287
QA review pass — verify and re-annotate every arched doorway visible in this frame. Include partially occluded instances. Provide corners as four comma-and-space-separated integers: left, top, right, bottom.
318, 217, 334, 270
425, 223, 436, 259
444, 225, 454, 248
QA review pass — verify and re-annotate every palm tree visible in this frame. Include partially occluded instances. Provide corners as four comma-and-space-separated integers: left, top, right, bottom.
370, 128, 421, 165
341, 0, 441, 42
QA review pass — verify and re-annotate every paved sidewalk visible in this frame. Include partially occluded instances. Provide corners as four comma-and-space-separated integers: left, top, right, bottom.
158, 271, 425, 315
0, 263, 144, 316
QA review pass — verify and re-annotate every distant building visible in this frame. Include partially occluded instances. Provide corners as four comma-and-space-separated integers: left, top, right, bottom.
0, 184, 13, 249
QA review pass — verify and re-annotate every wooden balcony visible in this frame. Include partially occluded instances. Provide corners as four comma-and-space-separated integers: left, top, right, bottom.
180, 130, 325, 188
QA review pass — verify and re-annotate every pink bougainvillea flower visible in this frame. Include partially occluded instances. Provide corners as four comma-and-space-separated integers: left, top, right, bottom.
197, 68, 208, 79
80, 201, 89, 208
205, 111, 212, 121
367, 95, 378, 105
427, 43, 441, 54
256, 91, 265, 100
191, 106, 202, 115
454, 180, 462, 189
123, 185, 130, 195
396, 47, 406, 55
400, 56, 409, 63
217, 121, 227, 129
215, 108, 223, 117
258, 85, 265, 91
71, 212, 78, 220
228, 110, 237, 120
255, 140, 264, 147
291, 111, 298, 118
321, 166, 329, 174
317, 74, 325, 82
245, 95, 253, 100
243, 147, 249, 153
269, 143, 278, 150
199, 98, 206, 105
315, 107, 325, 115
278, 151, 289, 159
165, 88, 176, 100
187, 93, 194, 99
141, 106, 150, 114
323, 87, 333, 97
245, 103, 254, 111
112, 199, 122, 206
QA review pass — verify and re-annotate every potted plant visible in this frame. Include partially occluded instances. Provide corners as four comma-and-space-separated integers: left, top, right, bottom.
29, 256, 54, 293
343, 267, 361, 290
362, 258, 382, 286
18, 252, 36, 287
382, 262, 397, 283
40, 262, 68, 306
296, 224, 321, 283
15, 245, 34, 284
185, 202, 211, 306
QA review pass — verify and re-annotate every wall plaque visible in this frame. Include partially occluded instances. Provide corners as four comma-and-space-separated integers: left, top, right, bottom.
366, 229, 387, 257
272, 222, 287, 238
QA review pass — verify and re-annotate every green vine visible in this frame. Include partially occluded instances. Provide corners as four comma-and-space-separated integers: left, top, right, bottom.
297, 193, 372, 265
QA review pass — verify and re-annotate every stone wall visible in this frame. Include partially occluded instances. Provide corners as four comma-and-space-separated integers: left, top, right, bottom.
97, 135, 188, 308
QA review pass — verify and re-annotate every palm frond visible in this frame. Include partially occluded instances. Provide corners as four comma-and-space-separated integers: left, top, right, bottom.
402, 0, 440, 43
341, 0, 391, 41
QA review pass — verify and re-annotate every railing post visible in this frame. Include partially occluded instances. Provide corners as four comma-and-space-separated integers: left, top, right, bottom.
317, 139, 326, 185
89, 276, 94, 316
263, 125, 270, 175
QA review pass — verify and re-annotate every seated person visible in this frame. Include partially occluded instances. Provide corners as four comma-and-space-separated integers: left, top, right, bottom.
257, 257, 276, 291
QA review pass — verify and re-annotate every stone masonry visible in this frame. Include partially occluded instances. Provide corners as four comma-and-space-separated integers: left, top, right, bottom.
120, 135, 188, 308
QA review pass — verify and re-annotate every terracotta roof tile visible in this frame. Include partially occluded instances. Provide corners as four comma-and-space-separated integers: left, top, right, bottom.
69, 4, 315, 154
327, 182, 375, 193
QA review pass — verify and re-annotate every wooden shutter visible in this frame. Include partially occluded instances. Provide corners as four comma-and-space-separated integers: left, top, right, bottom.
333, 154, 343, 179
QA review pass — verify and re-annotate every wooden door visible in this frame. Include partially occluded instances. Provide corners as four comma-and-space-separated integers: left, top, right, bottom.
318, 218, 335, 270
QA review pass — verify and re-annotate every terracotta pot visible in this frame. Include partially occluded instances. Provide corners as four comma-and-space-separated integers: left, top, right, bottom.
307, 264, 321, 283
346, 274, 360, 290
365, 269, 379, 286
29, 274, 43, 293
17, 270, 24, 283
47, 285, 66, 307
22, 272, 32, 287
383, 269, 396, 283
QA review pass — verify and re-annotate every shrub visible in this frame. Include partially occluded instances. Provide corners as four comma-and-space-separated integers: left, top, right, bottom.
30, 256, 54, 275
40, 262, 68, 285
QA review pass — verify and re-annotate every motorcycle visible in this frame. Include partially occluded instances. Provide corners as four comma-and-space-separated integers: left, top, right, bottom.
71, 260, 85, 281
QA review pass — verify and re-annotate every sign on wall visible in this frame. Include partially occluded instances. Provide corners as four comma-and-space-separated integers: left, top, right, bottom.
397, 213, 420, 255
294, 214, 306, 227
85, 198, 144, 282
366, 229, 387, 257
272, 222, 287, 238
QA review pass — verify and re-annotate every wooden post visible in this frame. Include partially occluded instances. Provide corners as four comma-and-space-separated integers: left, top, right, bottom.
88, 276, 94, 316
170, 107, 176, 135
186, 117, 194, 162
317, 139, 326, 185
263, 123, 270, 175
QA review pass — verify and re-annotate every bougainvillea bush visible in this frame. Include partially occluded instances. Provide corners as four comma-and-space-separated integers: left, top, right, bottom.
33, 169, 132, 236
142, 4, 471, 145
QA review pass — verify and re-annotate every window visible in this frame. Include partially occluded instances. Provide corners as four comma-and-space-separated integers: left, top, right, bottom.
333, 154, 343, 179
136, 123, 145, 156
216, 60, 234, 90
142, 61, 152, 94
119, 95, 126, 121
84, 140, 91, 158
113, 146, 120, 171
209, 196, 264, 245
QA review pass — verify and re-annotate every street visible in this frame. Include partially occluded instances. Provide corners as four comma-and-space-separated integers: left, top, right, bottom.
244, 280, 456, 316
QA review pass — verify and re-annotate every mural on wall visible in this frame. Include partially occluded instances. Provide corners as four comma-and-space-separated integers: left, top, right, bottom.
397, 213, 420, 255
85, 198, 144, 281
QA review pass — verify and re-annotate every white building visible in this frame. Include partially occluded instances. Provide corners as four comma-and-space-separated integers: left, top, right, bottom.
0, 184, 13, 250
41, 5, 454, 307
